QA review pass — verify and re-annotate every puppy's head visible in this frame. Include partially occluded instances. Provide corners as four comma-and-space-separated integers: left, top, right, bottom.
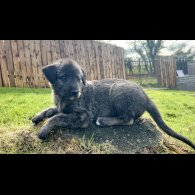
42, 58, 86, 101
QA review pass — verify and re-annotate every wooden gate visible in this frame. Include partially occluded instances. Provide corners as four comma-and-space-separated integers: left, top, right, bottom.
156, 56, 176, 88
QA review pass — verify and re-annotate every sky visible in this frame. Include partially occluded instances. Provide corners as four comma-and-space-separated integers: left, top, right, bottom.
107, 40, 195, 49
105, 40, 195, 57
107, 40, 129, 48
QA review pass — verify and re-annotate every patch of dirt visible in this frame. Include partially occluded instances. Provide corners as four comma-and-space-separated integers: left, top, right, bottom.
65, 118, 191, 154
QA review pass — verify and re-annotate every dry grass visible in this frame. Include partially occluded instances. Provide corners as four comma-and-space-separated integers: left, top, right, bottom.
0, 129, 115, 154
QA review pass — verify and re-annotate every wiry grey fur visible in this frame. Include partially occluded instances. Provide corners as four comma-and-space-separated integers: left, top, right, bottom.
32, 58, 195, 149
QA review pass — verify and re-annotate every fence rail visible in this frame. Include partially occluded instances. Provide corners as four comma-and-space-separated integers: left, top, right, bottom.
0, 40, 125, 88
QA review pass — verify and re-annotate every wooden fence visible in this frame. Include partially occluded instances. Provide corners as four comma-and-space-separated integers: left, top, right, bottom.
156, 56, 176, 88
0, 40, 125, 88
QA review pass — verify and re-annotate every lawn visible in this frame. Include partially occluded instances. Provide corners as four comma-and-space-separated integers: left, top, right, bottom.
144, 89, 195, 144
127, 76, 159, 88
0, 87, 195, 153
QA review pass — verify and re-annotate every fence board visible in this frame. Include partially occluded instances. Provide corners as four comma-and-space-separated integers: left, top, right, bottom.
79, 40, 86, 70
50, 40, 58, 62
23, 40, 32, 87
46, 40, 52, 64
0, 40, 10, 87
84, 40, 91, 80
10, 40, 22, 87
0, 43, 3, 86
4, 40, 16, 87
88, 40, 94, 80
59, 40, 65, 59
121, 49, 126, 79
40, 40, 48, 87
17, 40, 28, 87
110, 46, 115, 78
0, 63, 2, 86
29, 40, 38, 87
55, 40, 61, 59
35, 40, 44, 87
98, 43, 104, 79
94, 42, 101, 80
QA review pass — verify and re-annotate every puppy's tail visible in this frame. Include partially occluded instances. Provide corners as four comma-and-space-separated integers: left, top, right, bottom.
146, 98, 195, 150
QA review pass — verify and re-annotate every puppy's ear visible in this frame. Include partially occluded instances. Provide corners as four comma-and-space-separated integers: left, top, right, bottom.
81, 68, 86, 85
42, 64, 58, 84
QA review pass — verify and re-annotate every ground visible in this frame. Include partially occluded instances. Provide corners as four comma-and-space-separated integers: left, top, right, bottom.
0, 87, 195, 154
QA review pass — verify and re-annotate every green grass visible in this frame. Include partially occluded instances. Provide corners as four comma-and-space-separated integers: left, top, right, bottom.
0, 87, 195, 153
0, 87, 52, 129
143, 89, 195, 145
128, 76, 160, 88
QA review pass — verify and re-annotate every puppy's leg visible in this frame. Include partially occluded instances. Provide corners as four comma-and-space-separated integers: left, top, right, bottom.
38, 113, 68, 140
96, 117, 134, 127
32, 107, 58, 125
38, 112, 90, 140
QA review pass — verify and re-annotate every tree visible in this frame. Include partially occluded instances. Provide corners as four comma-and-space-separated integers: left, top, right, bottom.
128, 40, 165, 74
168, 42, 195, 60
127, 40, 195, 74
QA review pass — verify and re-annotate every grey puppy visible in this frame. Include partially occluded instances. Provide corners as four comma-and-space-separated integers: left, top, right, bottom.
32, 58, 195, 149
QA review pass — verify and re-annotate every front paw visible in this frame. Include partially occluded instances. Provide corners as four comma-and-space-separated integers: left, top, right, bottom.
96, 117, 107, 127
32, 115, 43, 125
38, 126, 49, 140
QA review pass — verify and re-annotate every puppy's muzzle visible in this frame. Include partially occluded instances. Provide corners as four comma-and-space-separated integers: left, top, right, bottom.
69, 90, 81, 100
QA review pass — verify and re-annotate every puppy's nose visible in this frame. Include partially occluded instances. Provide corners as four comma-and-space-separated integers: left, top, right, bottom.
71, 90, 79, 96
